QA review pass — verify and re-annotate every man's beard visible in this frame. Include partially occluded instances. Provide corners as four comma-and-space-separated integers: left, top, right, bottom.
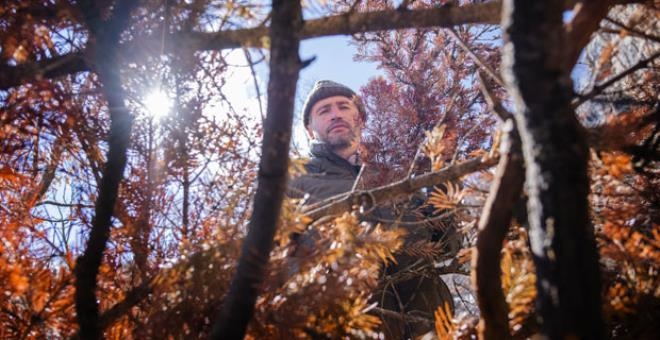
324, 129, 356, 151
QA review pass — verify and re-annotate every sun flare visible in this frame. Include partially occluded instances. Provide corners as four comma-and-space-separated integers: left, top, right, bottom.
144, 89, 172, 119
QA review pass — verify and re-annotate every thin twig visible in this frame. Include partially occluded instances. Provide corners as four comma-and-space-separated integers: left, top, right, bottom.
604, 16, 660, 44
477, 72, 512, 121
446, 28, 505, 87
574, 50, 660, 107
243, 48, 265, 123
371, 307, 434, 329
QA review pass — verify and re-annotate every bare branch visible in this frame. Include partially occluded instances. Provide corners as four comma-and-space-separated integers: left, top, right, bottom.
603, 16, 660, 43
447, 28, 505, 87
372, 307, 434, 330
477, 72, 511, 121
574, 50, 660, 107
0, 1, 502, 91
302, 156, 498, 221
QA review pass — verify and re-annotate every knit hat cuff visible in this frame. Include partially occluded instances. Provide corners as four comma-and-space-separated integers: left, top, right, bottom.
302, 80, 363, 126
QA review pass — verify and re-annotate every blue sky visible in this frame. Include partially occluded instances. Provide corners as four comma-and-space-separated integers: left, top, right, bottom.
220, 35, 382, 151
294, 36, 383, 149
299, 36, 382, 99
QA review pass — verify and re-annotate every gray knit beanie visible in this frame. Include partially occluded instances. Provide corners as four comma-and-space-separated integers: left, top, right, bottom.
302, 80, 366, 126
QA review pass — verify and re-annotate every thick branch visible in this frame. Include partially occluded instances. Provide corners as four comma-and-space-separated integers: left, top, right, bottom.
472, 120, 523, 340
0, 52, 88, 91
0, 1, 501, 91
210, 1, 302, 339
190, 1, 501, 50
471, 78, 523, 340
564, 0, 613, 70
302, 156, 498, 221
502, 0, 604, 338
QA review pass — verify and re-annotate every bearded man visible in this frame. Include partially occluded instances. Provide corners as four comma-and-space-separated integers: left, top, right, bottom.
288, 80, 453, 339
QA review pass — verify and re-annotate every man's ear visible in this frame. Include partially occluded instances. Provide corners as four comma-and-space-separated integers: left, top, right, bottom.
305, 125, 315, 140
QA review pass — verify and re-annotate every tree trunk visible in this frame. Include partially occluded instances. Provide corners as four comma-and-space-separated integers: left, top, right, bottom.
501, 1, 604, 338
210, 1, 302, 339
74, 1, 139, 338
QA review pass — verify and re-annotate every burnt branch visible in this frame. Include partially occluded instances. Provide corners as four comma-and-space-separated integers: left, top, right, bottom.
302, 156, 499, 221
471, 77, 524, 340
210, 1, 303, 339
0, 1, 502, 91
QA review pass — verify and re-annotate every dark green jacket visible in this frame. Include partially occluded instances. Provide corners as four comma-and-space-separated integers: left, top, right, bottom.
288, 143, 362, 205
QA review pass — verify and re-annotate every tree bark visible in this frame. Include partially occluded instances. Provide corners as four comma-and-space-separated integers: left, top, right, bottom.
209, 1, 302, 339
501, 1, 604, 338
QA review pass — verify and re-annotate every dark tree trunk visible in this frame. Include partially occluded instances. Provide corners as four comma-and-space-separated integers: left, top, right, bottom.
210, 1, 302, 339
73, 1, 138, 339
501, 1, 604, 339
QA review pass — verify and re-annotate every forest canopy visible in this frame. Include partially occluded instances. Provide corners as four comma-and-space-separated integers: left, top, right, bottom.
0, 0, 658, 339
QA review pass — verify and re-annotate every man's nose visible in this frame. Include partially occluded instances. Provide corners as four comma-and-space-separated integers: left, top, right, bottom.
329, 106, 342, 120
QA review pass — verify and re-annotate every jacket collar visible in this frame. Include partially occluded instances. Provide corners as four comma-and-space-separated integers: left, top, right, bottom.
309, 142, 361, 174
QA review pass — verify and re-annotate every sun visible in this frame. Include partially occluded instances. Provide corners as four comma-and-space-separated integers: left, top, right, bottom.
143, 89, 172, 119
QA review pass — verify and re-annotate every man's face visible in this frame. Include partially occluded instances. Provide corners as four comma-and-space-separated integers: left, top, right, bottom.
306, 95, 363, 150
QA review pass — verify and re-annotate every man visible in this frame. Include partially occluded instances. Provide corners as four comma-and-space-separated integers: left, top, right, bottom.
288, 80, 452, 338
288, 80, 367, 203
